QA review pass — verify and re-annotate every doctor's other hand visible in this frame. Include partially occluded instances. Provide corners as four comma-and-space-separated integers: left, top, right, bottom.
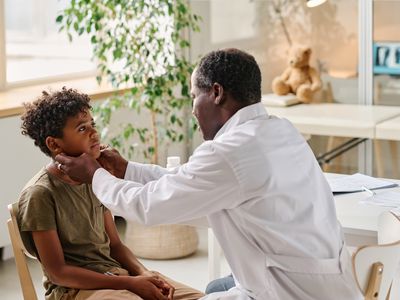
97, 145, 128, 179
55, 153, 101, 184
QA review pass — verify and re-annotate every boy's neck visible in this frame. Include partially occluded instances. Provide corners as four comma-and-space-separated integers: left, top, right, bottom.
46, 160, 82, 185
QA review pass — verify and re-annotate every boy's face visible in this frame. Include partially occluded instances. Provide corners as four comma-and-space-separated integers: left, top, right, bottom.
55, 109, 101, 159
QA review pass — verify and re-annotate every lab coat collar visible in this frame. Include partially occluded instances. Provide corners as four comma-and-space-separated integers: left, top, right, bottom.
215, 102, 268, 139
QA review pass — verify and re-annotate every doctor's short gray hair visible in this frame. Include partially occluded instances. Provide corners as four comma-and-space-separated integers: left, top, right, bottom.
195, 48, 262, 104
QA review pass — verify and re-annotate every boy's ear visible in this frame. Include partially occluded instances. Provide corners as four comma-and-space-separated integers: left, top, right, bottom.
45, 137, 62, 155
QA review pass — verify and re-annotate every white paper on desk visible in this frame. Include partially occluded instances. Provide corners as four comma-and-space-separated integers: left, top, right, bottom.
360, 191, 400, 207
328, 173, 398, 193
391, 207, 400, 216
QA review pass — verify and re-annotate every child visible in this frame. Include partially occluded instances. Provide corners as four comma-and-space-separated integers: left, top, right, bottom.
19, 87, 204, 300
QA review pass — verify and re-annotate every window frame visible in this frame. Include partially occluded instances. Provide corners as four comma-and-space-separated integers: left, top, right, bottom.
0, 0, 97, 91
0, 0, 6, 90
358, 0, 373, 175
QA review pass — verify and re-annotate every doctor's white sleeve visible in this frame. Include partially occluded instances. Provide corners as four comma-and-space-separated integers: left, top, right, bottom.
92, 143, 244, 225
124, 161, 174, 184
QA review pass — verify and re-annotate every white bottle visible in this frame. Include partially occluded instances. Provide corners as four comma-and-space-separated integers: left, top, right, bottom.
166, 156, 181, 169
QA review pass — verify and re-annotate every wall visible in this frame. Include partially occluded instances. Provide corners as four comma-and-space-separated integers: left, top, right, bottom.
190, 0, 359, 94
0, 115, 48, 247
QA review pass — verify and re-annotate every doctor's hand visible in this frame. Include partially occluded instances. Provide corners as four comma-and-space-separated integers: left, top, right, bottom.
55, 153, 101, 184
97, 145, 128, 179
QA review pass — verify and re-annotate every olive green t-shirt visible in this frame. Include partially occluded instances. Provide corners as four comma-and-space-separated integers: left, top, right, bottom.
18, 168, 122, 300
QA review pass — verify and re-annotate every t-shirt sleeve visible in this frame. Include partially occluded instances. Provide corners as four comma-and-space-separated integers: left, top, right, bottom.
102, 203, 109, 213
18, 185, 57, 232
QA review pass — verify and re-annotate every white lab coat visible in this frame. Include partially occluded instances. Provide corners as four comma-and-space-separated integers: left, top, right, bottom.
92, 103, 362, 300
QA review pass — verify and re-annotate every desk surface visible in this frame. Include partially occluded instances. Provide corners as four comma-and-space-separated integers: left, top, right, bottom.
375, 115, 400, 141
328, 173, 399, 241
265, 103, 400, 138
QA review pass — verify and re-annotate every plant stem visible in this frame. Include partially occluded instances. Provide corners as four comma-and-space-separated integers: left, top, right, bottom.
150, 110, 159, 165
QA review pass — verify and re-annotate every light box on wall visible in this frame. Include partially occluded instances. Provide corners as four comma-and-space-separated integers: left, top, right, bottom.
373, 41, 400, 76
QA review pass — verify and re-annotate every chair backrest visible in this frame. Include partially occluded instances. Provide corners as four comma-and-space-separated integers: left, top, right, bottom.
378, 211, 400, 245
377, 211, 400, 300
7, 202, 38, 300
352, 241, 400, 300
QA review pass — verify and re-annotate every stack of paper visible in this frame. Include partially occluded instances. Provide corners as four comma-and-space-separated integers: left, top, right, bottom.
328, 173, 398, 194
360, 191, 400, 207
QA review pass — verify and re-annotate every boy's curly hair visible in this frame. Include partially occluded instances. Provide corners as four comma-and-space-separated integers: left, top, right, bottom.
21, 87, 92, 157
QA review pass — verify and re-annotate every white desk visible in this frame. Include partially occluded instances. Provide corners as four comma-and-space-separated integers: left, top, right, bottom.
375, 115, 400, 141
207, 173, 400, 280
330, 173, 399, 246
265, 103, 400, 138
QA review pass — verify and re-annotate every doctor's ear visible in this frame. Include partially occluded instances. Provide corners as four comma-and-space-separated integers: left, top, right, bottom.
45, 137, 62, 155
212, 83, 225, 105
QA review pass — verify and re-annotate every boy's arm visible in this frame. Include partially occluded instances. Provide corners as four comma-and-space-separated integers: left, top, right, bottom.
32, 230, 170, 299
104, 211, 175, 298
104, 210, 148, 275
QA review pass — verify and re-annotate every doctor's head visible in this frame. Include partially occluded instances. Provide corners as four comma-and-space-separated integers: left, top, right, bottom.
21, 87, 101, 159
190, 48, 262, 140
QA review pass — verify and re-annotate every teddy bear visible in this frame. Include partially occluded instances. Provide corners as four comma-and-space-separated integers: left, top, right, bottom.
272, 45, 322, 103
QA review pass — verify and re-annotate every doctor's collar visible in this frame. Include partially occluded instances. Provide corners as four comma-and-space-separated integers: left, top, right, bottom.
214, 102, 268, 139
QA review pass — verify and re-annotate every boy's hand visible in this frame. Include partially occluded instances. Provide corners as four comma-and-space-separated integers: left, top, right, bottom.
141, 271, 175, 299
127, 275, 173, 300
97, 145, 128, 179
55, 153, 101, 184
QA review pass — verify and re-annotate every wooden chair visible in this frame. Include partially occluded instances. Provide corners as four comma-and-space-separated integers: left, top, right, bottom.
378, 211, 400, 245
377, 211, 400, 300
7, 202, 38, 300
352, 240, 400, 300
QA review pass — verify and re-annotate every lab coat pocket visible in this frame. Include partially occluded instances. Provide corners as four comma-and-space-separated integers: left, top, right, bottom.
265, 246, 349, 275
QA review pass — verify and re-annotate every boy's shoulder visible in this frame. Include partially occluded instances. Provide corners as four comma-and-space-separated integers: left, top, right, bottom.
19, 168, 54, 203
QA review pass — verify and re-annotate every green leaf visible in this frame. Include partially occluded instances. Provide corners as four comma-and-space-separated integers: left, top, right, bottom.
56, 15, 63, 23
181, 84, 189, 96
56, 0, 200, 163
113, 48, 123, 59
178, 3, 187, 14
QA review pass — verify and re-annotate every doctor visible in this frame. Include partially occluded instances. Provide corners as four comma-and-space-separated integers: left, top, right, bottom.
56, 48, 362, 300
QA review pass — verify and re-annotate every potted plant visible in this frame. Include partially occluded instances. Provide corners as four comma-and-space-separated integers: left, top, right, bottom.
57, 0, 201, 259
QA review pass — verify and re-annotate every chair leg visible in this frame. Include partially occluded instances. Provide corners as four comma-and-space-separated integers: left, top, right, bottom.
374, 140, 385, 178
365, 262, 384, 300
323, 136, 336, 173
389, 141, 400, 179
7, 220, 38, 300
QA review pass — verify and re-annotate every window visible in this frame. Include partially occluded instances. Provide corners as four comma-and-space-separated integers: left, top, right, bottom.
1, 0, 96, 88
